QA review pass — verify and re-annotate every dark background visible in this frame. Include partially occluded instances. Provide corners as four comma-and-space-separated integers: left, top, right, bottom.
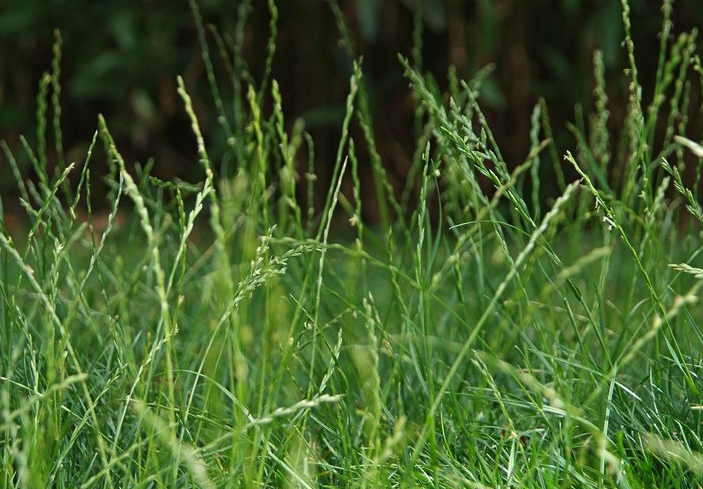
1, 0, 701, 215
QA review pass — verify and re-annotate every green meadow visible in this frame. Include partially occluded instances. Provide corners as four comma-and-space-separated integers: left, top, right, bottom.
2, 0, 703, 487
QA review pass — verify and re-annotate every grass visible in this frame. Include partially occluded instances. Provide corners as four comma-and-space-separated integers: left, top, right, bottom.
2, 0, 703, 487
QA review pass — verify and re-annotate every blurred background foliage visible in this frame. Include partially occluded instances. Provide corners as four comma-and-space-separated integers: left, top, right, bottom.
1, 0, 702, 213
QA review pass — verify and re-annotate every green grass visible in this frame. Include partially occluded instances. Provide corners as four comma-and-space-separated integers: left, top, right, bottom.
2, 1, 703, 487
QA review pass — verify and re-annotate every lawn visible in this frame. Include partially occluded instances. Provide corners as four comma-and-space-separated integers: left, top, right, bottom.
2, 1, 703, 487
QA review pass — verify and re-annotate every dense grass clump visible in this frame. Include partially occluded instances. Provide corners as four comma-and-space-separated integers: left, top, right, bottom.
2, 1, 703, 487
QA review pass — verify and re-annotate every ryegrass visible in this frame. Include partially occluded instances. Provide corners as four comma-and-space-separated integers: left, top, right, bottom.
2, 1, 703, 487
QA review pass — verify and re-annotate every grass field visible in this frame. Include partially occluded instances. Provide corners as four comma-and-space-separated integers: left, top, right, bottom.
2, 0, 703, 487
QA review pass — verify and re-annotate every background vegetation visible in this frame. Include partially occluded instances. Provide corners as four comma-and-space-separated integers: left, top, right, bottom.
2, 0, 702, 211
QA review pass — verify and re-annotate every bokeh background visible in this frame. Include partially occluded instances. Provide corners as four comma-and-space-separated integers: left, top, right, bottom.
1, 0, 702, 216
